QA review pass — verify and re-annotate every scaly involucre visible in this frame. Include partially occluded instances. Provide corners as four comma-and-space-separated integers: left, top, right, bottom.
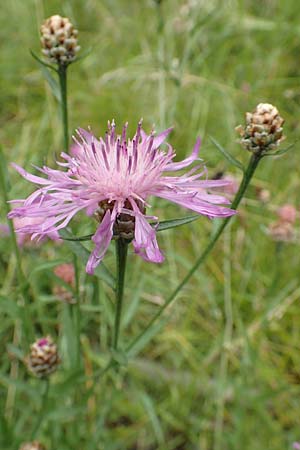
8, 122, 235, 274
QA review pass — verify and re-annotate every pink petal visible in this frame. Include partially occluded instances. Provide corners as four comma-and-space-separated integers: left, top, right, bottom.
155, 189, 236, 218
165, 137, 201, 171
86, 209, 115, 275
132, 209, 164, 263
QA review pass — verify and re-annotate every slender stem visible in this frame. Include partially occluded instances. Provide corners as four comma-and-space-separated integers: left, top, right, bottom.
113, 239, 128, 350
0, 148, 33, 343
126, 154, 260, 356
73, 255, 81, 367
58, 64, 69, 152
31, 378, 50, 439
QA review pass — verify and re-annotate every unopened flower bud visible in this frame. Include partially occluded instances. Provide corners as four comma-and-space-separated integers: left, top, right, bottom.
40, 15, 80, 65
256, 187, 270, 204
236, 103, 284, 154
19, 442, 45, 450
277, 204, 297, 224
27, 336, 60, 378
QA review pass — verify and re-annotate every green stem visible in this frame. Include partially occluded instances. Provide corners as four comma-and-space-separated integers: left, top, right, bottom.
126, 154, 260, 356
113, 239, 128, 350
73, 255, 81, 367
58, 64, 69, 152
31, 378, 50, 439
0, 147, 33, 343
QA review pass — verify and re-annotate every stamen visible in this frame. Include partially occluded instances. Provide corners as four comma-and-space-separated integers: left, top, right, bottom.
122, 122, 128, 144
128, 155, 132, 174
101, 143, 110, 170
116, 138, 121, 171
110, 119, 116, 146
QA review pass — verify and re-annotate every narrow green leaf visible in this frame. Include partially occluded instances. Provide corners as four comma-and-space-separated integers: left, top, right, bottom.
155, 215, 199, 232
72, 46, 93, 64
262, 141, 296, 158
59, 229, 115, 290
210, 135, 244, 172
61, 233, 93, 242
60, 215, 199, 242
139, 392, 165, 445
30, 50, 57, 72
31, 51, 61, 102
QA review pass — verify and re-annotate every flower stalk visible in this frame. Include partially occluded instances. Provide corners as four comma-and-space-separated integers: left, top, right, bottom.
58, 64, 69, 152
125, 152, 262, 356
113, 239, 129, 350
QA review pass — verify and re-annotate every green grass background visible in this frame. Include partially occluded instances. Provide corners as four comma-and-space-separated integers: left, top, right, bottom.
1, 0, 300, 449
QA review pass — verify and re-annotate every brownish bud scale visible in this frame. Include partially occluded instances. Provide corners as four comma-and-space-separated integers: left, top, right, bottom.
19, 442, 46, 450
40, 15, 80, 65
53, 263, 76, 303
94, 199, 146, 241
26, 336, 60, 378
236, 103, 284, 154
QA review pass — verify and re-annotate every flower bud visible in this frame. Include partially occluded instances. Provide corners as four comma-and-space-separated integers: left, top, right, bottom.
40, 15, 80, 65
19, 442, 45, 450
53, 263, 76, 303
27, 336, 60, 378
236, 103, 284, 154
277, 204, 297, 224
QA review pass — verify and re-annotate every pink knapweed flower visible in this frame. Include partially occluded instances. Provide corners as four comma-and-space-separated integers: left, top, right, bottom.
1, 216, 59, 247
277, 204, 297, 224
8, 121, 235, 274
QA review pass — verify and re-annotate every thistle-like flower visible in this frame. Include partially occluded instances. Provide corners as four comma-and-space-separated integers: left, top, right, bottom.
19, 442, 45, 450
26, 336, 60, 378
8, 122, 235, 274
40, 15, 80, 65
236, 103, 284, 154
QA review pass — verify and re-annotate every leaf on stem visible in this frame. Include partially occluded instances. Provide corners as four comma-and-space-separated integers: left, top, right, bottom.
155, 215, 199, 231
210, 136, 244, 172
30, 50, 61, 102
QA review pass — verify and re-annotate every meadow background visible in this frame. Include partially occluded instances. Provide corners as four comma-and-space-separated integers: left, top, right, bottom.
1, 0, 300, 449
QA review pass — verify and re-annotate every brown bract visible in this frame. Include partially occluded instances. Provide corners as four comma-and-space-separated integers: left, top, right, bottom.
26, 336, 60, 378
236, 103, 285, 154
40, 15, 80, 64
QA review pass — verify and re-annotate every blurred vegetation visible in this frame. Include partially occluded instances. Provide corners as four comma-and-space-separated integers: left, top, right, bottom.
1, 0, 300, 449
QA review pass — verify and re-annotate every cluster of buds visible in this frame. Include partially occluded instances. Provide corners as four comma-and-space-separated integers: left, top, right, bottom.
53, 263, 76, 303
19, 442, 45, 450
236, 103, 284, 154
40, 15, 80, 65
26, 336, 60, 378
268, 204, 297, 242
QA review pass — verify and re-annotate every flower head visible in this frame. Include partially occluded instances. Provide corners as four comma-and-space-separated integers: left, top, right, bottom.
40, 15, 80, 65
236, 103, 284, 154
277, 204, 297, 224
19, 441, 45, 450
8, 122, 235, 274
19, 442, 45, 450
26, 336, 60, 378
